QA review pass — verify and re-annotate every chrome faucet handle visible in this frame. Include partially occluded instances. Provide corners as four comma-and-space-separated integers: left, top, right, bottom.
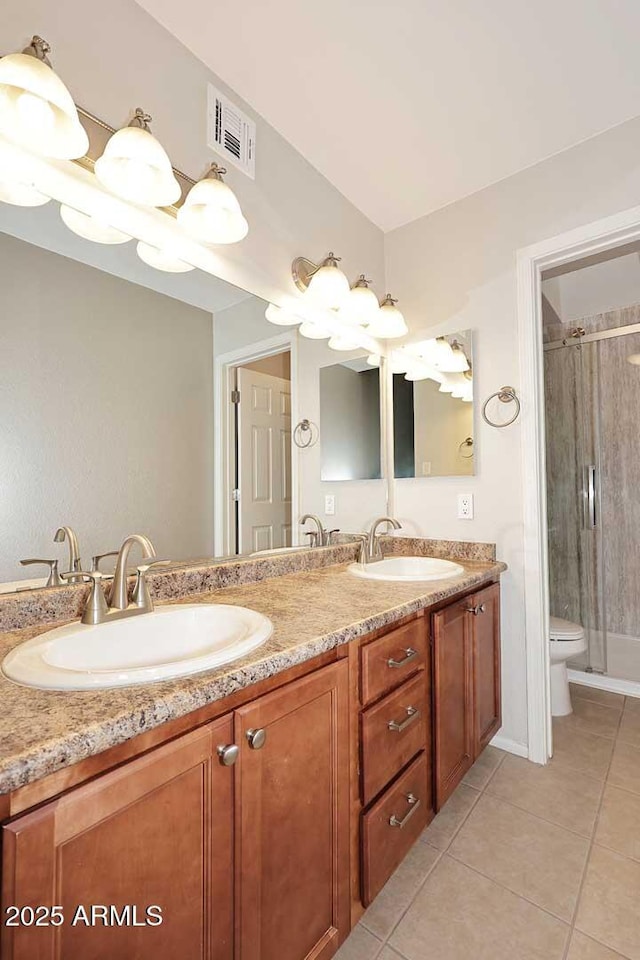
91, 551, 119, 572
304, 531, 319, 548
132, 559, 172, 611
20, 558, 62, 587
351, 534, 369, 564
60, 570, 111, 625
326, 529, 340, 545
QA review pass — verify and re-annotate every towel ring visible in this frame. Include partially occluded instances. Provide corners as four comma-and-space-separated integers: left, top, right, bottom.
458, 437, 474, 458
293, 419, 319, 449
482, 386, 520, 428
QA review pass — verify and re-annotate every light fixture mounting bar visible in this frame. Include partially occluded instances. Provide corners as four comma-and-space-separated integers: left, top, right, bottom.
291, 255, 320, 293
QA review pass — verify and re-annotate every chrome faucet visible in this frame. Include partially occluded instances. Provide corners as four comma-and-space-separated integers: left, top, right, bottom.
358, 516, 402, 563
54, 526, 82, 579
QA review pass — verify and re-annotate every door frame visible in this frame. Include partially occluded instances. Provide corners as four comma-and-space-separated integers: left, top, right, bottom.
213, 332, 298, 557
517, 202, 640, 764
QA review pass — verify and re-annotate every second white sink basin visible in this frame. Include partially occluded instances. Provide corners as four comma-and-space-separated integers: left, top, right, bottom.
2, 604, 273, 691
348, 556, 465, 582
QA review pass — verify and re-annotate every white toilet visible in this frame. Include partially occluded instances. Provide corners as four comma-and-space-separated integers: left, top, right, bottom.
549, 616, 587, 716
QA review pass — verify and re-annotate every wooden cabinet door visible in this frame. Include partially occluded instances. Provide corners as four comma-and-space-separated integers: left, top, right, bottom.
472, 582, 502, 754
1, 718, 234, 960
235, 661, 350, 960
432, 598, 474, 809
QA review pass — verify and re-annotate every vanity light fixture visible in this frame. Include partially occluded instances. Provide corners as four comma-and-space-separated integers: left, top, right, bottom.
365, 294, 408, 339
95, 108, 181, 207
0, 35, 89, 160
177, 163, 248, 244
444, 340, 470, 373
136, 240, 194, 273
0, 176, 49, 206
299, 320, 332, 339
264, 303, 303, 326
60, 204, 131, 244
328, 333, 363, 351
292, 252, 350, 310
339, 275, 380, 326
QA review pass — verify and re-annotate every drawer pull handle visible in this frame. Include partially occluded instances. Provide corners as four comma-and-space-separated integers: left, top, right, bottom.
389, 793, 421, 829
387, 647, 418, 669
388, 706, 420, 733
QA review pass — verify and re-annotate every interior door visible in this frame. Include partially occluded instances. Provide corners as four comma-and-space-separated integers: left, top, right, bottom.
236, 367, 292, 554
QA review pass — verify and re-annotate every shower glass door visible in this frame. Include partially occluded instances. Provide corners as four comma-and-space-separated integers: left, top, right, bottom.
545, 328, 640, 681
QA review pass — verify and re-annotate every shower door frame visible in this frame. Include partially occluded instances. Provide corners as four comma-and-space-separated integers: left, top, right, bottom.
517, 202, 640, 765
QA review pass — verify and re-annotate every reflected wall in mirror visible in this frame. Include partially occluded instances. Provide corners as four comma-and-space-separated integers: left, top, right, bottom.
393, 332, 474, 478
0, 202, 294, 590
319, 357, 381, 481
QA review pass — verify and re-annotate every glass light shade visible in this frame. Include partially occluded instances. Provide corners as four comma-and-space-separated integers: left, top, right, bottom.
438, 373, 456, 394
96, 125, 181, 207
404, 361, 440, 382
60, 204, 131, 244
136, 240, 194, 273
306, 261, 350, 309
328, 333, 362, 351
446, 342, 470, 373
0, 46, 89, 159
366, 297, 408, 339
339, 279, 380, 326
366, 354, 381, 367
441, 372, 467, 395
265, 303, 301, 326
178, 173, 248, 244
299, 320, 331, 340
419, 338, 452, 369
0, 177, 49, 206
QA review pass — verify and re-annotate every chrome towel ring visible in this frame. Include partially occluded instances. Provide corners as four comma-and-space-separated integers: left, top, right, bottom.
482, 386, 520, 428
293, 419, 319, 448
458, 437, 474, 458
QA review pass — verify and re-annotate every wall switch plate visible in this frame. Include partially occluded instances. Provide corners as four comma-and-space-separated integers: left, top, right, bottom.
458, 493, 474, 519
324, 495, 336, 516
422, 461, 431, 476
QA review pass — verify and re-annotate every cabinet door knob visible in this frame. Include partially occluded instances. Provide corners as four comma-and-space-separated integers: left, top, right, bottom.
217, 744, 239, 766
466, 603, 486, 616
246, 728, 267, 750
218, 743, 240, 767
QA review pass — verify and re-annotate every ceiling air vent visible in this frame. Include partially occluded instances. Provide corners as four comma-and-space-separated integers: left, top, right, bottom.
207, 83, 256, 179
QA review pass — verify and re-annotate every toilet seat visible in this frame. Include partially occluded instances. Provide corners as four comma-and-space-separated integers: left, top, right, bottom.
550, 616, 584, 641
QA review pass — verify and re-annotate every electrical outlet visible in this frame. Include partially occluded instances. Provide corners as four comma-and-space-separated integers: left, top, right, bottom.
324, 495, 336, 516
458, 493, 474, 519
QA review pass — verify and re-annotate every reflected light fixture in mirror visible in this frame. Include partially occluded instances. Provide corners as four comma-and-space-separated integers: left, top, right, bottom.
366, 294, 408, 339
299, 319, 331, 339
136, 240, 194, 273
328, 332, 362, 351
292, 252, 350, 310
339, 275, 380, 326
0, 35, 89, 160
264, 303, 302, 326
178, 163, 248, 244
60, 204, 131, 244
0, 175, 49, 206
95, 108, 181, 207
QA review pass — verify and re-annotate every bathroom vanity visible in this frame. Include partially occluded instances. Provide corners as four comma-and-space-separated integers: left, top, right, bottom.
0, 545, 503, 960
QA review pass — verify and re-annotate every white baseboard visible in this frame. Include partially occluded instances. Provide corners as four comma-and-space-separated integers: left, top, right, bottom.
490, 734, 529, 759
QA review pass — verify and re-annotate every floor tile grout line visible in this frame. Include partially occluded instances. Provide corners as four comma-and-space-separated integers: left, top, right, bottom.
361, 848, 445, 948
560, 707, 624, 960
483, 779, 605, 841
442, 850, 574, 928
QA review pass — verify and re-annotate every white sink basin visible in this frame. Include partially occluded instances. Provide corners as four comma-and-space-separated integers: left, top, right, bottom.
348, 556, 465, 582
2, 604, 273, 691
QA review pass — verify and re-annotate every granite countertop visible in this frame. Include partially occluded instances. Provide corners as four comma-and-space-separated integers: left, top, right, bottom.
0, 557, 505, 796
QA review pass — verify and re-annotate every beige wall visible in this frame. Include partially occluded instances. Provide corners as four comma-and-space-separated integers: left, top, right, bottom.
0, 233, 214, 581
385, 113, 640, 751
412, 381, 473, 478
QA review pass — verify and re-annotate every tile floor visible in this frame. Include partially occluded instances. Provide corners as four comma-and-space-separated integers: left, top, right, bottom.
336, 683, 640, 960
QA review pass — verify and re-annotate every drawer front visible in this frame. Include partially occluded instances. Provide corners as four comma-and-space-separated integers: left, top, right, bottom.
360, 618, 428, 706
361, 672, 428, 805
361, 751, 432, 905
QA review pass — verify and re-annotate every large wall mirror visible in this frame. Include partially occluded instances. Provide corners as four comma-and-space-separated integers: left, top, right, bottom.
319, 357, 382, 481
393, 332, 474, 478
0, 203, 295, 590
